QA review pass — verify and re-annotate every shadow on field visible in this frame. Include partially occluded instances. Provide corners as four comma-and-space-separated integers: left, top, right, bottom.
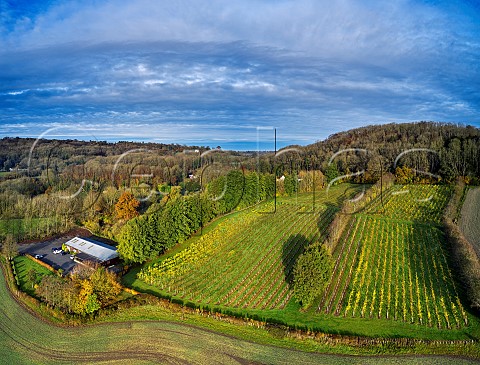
282, 234, 309, 288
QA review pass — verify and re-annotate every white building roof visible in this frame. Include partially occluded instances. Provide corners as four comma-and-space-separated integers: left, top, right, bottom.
65, 237, 118, 262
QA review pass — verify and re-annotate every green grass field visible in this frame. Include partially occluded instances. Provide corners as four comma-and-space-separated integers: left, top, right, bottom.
125, 183, 480, 340
1, 261, 480, 364
13, 256, 54, 296
0, 217, 61, 241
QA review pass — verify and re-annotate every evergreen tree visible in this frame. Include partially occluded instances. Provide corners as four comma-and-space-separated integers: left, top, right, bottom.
117, 216, 157, 263
284, 173, 298, 196
324, 163, 339, 184
292, 243, 332, 309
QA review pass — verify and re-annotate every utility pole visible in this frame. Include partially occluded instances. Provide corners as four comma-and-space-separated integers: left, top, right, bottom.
380, 161, 383, 211
274, 128, 277, 213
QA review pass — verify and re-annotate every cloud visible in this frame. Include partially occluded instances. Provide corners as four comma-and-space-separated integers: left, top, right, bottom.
2, 1, 477, 63
0, 1, 479, 147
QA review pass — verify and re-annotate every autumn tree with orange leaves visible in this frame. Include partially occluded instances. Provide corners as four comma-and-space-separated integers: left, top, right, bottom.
115, 191, 140, 220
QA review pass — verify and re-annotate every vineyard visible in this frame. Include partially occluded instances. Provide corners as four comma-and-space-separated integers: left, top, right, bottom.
138, 184, 360, 309
319, 184, 470, 329
365, 184, 452, 223
136, 183, 473, 331
318, 216, 468, 328
1, 263, 479, 365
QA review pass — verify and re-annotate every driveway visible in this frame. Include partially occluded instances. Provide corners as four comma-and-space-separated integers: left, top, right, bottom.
19, 235, 77, 274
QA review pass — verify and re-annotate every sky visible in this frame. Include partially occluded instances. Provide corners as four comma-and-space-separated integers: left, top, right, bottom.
0, 0, 479, 150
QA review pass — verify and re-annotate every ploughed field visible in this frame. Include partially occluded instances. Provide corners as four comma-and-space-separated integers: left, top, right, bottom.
460, 187, 480, 258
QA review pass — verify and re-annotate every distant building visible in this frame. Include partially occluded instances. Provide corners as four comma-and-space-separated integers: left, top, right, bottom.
9, 167, 28, 172
64, 237, 119, 266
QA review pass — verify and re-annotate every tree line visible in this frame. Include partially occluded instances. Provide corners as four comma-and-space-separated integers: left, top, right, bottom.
35, 262, 122, 315
299, 122, 480, 184
117, 170, 279, 263
1, 121, 478, 245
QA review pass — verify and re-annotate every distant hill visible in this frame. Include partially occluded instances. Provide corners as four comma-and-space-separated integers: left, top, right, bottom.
297, 121, 480, 183
1, 121, 479, 183
0, 137, 208, 172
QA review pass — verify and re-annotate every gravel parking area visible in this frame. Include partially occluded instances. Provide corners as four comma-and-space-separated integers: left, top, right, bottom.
19, 235, 78, 274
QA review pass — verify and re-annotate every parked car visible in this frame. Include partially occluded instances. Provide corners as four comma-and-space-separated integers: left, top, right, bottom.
34, 254, 44, 259
70, 255, 75, 260
51, 247, 59, 252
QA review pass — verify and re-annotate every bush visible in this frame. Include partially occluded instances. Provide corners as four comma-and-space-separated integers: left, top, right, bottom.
292, 243, 332, 309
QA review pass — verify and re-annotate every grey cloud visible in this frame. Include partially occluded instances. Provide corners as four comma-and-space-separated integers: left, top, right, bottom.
0, 1, 479, 147
2, 0, 476, 65
1, 40, 478, 122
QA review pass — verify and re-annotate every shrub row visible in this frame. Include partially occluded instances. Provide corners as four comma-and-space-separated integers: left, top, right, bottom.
11, 258, 20, 286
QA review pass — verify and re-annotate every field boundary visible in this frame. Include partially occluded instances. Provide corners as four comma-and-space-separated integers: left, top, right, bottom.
443, 180, 480, 312
2, 256, 480, 359
459, 187, 480, 259
24, 254, 56, 273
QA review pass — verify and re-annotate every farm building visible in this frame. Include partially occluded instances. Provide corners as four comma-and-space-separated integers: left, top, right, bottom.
64, 237, 119, 266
